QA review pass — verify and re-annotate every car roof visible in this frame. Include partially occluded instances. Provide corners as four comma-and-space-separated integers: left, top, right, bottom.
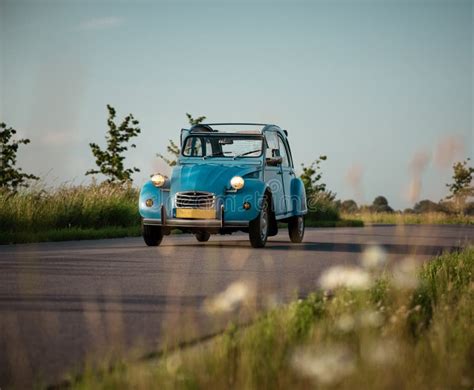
188, 123, 288, 137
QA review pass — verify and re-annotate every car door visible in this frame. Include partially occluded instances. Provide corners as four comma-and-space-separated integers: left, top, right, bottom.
264, 131, 286, 215
277, 134, 295, 215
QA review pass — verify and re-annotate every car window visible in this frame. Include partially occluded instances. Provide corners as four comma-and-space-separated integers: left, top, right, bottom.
183, 137, 203, 156
182, 135, 263, 158
265, 132, 279, 159
278, 136, 290, 167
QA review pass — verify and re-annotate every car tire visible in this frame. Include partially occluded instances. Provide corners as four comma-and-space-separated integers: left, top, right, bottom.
288, 215, 305, 243
249, 195, 270, 248
143, 224, 163, 246
195, 231, 211, 242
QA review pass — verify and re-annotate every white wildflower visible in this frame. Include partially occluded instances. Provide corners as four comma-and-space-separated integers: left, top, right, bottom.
359, 310, 384, 328
363, 339, 399, 366
392, 257, 420, 289
361, 244, 387, 270
336, 314, 355, 332
319, 266, 372, 290
165, 353, 182, 375
291, 345, 355, 385
204, 281, 250, 314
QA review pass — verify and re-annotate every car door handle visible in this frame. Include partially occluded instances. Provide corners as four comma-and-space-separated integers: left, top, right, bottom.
277, 171, 282, 175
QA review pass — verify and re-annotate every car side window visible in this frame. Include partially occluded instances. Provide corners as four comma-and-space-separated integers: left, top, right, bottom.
278, 136, 290, 167
265, 132, 279, 159
183, 137, 203, 156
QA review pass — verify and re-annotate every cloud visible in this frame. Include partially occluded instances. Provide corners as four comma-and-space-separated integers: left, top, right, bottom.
78, 16, 123, 31
433, 135, 465, 170
42, 131, 76, 146
405, 149, 431, 203
345, 163, 364, 202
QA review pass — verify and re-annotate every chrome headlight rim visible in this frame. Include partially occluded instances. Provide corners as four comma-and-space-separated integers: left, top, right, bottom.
230, 175, 245, 190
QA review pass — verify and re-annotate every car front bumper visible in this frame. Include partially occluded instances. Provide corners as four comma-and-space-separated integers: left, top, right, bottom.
142, 218, 249, 228
142, 204, 249, 229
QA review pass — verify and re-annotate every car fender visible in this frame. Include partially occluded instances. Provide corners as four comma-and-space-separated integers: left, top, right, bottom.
222, 179, 268, 221
139, 181, 171, 220
290, 178, 307, 215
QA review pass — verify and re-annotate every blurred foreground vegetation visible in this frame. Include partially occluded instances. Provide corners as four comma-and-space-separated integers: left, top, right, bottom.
70, 247, 474, 389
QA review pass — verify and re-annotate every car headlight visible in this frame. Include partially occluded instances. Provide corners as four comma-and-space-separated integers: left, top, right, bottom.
230, 176, 245, 190
151, 174, 166, 187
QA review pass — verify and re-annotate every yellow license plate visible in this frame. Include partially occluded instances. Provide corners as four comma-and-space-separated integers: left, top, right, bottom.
176, 208, 216, 219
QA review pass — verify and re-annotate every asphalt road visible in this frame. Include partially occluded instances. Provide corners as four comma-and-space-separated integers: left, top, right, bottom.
1, 225, 473, 388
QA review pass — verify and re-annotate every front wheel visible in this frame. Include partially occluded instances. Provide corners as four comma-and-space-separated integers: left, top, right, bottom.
143, 224, 163, 246
249, 196, 270, 248
195, 231, 211, 242
288, 215, 305, 243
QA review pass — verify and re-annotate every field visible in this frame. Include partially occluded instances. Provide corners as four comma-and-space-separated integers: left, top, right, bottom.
68, 247, 474, 389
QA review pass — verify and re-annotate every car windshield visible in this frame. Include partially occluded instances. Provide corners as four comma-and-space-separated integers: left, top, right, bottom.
182, 135, 263, 159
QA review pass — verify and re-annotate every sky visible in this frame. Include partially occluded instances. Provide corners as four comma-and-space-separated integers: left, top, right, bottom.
0, 0, 472, 209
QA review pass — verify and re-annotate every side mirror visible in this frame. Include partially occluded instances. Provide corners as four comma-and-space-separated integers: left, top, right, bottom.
266, 156, 283, 166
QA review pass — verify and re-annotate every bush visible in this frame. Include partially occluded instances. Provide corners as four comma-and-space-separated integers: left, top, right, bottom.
340, 199, 358, 214
306, 192, 340, 221
413, 199, 447, 214
370, 196, 394, 213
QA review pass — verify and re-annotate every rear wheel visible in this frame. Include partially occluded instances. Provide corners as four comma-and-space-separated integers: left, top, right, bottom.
143, 224, 163, 246
288, 215, 305, 243
195, 231, 211, 242
249, 195, 270, 248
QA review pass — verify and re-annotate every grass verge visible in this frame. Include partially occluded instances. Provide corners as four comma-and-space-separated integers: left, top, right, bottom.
68, 247, 474, 390
305, 218, 364, 228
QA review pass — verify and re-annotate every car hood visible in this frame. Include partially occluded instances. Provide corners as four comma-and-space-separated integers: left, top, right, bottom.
170, 163, 260, 194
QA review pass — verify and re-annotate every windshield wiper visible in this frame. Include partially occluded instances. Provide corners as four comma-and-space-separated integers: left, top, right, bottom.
233, 149, 261, 160
203, 152, 229, 160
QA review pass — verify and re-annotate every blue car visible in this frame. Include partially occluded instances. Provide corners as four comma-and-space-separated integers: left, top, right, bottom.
139, 123, 307, 248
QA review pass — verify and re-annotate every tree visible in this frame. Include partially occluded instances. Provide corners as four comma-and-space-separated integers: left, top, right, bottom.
340, 199, 358, 214
186, 113, 207, 126
0, 122, 39, 191
445, 158, 474, 213
413, 199, 446, 214
370, 196, 393, 213
300, 155, 328, 197
157, 113, 207, 167
86, 105, 141, 183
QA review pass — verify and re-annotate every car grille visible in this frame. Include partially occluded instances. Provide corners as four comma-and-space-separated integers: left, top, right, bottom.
175, 191, 216, 209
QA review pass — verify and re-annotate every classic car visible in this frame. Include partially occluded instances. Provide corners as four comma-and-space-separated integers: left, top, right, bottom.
139, 123, 307, 248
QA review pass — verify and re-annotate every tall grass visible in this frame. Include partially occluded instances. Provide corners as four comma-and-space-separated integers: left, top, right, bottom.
0, 183, 140, 233
346, 211, 474, 225
70, 247, 474, 390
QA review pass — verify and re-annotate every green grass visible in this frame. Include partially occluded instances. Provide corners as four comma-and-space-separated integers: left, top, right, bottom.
0, 183, 140, 232
345, 211, 474, 225
67, 247, 474, 390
